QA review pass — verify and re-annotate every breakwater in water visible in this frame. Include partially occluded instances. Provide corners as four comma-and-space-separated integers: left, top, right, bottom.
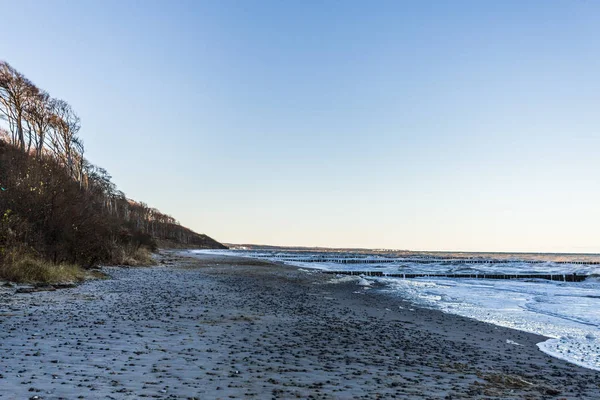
320, 270, 589, 282
285, 257, 600, 265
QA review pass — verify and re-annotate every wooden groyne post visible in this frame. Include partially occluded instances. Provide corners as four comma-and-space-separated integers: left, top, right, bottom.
288, 258, 600, 266
322, 270, 589, 282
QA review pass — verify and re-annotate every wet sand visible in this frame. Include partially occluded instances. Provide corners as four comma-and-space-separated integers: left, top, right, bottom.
0, 251, 599, 399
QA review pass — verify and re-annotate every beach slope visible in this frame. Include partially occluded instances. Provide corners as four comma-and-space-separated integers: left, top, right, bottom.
0, 252, 598, 399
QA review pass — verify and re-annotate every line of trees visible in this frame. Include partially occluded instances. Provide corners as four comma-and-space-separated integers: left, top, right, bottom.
0, 61, 225, 267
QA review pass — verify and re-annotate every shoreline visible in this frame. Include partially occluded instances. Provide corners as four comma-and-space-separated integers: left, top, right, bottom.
0, 251, 598, 399
195, 249, 600, 371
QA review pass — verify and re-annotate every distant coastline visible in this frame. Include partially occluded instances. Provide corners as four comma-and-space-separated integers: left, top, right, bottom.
225, 243, 600, 262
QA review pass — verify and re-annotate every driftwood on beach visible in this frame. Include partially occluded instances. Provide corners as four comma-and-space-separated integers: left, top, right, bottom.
322, 270, 589, 282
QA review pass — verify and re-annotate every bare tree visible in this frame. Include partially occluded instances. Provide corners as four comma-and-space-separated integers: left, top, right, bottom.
24, 90, 53, 157
0, 61, 37, 151
71, 136, 86, 187
47, 98, 81, 175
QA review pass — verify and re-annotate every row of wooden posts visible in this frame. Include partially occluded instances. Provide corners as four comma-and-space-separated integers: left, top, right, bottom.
321, 270, 589, 282
279, 257, 600, 265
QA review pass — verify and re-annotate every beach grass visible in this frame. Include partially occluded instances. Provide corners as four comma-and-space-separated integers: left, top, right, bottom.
114, 247, 155, 266
0, 245, 155, 284
0, 253, 87, 284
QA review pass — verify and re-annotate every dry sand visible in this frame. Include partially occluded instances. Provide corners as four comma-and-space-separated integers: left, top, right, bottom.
0, 251, 599, 399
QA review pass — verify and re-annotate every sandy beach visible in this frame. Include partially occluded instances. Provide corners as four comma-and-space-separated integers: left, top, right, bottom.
1, 251, 599, 399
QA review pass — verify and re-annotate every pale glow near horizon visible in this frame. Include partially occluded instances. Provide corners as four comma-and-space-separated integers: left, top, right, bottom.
1, 1, 599, 253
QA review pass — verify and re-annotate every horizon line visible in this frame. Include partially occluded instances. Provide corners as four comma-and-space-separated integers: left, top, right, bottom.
222, 243, 600, 256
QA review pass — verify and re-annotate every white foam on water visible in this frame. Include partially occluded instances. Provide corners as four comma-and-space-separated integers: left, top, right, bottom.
324, 275, 373, 287
357, 277, 373, 286
538, 336, 599, 371
380, 277, 600, 371
327, 275, 362, 284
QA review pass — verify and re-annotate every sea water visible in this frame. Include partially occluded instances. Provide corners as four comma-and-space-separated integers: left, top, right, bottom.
191, 248, 600, 371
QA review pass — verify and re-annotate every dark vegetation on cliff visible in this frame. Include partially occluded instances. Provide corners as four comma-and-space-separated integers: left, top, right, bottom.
0, 61, 225, 281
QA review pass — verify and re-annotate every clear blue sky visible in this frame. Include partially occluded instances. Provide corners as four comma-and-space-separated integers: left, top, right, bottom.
1, 0, 599, 252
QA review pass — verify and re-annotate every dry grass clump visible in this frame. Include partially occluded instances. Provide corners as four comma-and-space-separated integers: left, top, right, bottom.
125, 247, 155, 266
0, 252, 86, 284
112, 247, 156, 267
